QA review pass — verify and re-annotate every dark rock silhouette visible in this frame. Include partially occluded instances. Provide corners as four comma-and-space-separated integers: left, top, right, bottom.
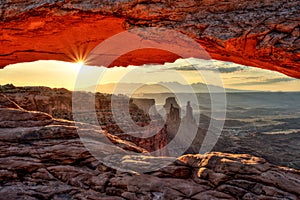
132, 98, 157, 116
164, 97, 180, 140
185, 101, 195, 124
164, 97, 180, 116
169, 104, 180, 122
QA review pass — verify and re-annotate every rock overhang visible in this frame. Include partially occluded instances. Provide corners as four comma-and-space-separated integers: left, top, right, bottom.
0, 0, 299, 78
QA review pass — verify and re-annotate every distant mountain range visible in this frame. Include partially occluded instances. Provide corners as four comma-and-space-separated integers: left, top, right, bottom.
80, 82, 255, 94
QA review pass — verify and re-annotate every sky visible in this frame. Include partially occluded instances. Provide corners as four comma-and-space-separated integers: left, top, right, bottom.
0, 58, 299, 92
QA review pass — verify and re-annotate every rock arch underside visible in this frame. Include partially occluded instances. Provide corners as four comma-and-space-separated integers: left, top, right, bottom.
1, 1, 300, 199
0, 0, 299, 78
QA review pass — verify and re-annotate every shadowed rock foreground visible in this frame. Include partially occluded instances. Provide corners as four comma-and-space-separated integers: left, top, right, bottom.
0, 93, 300, 199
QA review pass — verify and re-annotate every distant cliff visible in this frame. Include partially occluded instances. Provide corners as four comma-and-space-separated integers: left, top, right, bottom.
0, 85, 168, 154
2, 85, 300, 169
0, 93, 299, 199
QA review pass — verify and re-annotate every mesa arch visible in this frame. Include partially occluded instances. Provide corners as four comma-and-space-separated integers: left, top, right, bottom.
0, 0, 299, 78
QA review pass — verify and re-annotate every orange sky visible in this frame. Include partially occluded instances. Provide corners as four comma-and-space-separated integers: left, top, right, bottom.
1, 58, 299, 92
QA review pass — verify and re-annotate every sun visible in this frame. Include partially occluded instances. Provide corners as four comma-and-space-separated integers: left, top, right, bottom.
76, 60, 85, 66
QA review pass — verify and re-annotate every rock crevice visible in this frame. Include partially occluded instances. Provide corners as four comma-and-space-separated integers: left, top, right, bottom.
0, 86, 300, 199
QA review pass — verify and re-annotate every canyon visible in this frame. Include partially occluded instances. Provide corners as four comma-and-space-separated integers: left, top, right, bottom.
0, 88, 300, 199
0, 84, 168, 154
1, 85, 300, 171
0, 0, 299, 78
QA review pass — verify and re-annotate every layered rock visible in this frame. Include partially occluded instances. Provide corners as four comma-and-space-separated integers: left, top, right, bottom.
0, 84, 72, 119
214, 130, 300, 170
0, 85, 169, 154
0, 102, 299, 199
2, 85, 300, 169
0, 87, 300, 199
0, 0, 299, 77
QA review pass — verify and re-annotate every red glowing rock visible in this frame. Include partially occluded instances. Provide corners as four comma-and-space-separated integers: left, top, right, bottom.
0, 0, 299, 78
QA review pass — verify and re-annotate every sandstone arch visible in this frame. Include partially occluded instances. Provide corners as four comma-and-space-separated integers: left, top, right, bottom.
0, 0, 299, 78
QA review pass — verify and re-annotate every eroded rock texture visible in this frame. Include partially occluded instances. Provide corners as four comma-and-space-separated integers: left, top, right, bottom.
0, 87, 300, 199
2, 85, 300, 170
0, 0, 299, 77
0, 84, 169, 155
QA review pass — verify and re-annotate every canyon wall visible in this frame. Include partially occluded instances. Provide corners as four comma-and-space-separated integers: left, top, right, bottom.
0, 84, 168, 154
132, 98, 157, 116
2, 85, 300, 169
0, 0, 299, 77
0, 94, 300, 199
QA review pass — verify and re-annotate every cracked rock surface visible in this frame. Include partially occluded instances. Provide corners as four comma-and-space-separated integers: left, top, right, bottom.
0, 93, 300, 199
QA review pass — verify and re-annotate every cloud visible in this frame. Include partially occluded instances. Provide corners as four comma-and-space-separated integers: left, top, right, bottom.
233, 77, 295, 86
218, 67, 245, 73
167, 65, 245, 73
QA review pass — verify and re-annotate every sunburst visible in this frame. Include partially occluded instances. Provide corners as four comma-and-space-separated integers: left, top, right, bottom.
76, 60, 85, 66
